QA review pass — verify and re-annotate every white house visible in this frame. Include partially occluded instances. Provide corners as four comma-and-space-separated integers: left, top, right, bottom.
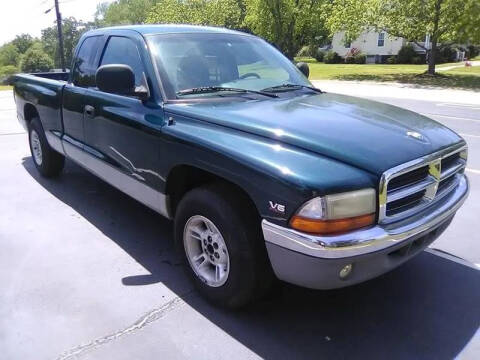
331, 30, 406, 63
331, 30, 466, 63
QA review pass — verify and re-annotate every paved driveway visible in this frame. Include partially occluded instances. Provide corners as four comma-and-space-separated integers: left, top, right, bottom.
0, 88, 478, 360
313, 81, 480, 265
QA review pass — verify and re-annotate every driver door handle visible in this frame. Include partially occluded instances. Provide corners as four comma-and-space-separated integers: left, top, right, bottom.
84, 105, 95, 118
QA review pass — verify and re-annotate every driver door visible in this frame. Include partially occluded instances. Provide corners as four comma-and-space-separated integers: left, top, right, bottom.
82, 35, 167, 215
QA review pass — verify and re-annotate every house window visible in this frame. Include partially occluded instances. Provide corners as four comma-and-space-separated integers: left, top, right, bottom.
377, 32, 385, 47
344, 40, 351, 48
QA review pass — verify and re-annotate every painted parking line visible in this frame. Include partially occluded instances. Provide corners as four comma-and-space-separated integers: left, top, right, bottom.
466, 168, 480, 175
460, 133, 480, 139
0, 132, 26, 136
421, 113, 480, 122
426, 248, 480, 270
436, 103, 480, 110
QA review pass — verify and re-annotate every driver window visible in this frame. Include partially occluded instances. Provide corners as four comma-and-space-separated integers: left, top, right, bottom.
100, 37, 145, 87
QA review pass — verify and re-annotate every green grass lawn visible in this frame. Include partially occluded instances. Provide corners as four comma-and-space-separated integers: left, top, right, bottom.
0, 85, 12, 91
297, 57, 480, 90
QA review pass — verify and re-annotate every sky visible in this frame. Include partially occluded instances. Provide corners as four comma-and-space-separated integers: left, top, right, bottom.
0, 0, 115, 46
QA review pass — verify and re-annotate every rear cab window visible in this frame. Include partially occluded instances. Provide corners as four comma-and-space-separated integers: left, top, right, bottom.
71, 36, 101, 88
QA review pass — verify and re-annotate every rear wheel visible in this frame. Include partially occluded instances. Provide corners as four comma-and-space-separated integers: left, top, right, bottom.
175, 184, 274, 308
29, 117, 64, 177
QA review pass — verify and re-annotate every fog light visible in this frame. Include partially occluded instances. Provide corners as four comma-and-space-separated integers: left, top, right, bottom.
339, 264, 353, 279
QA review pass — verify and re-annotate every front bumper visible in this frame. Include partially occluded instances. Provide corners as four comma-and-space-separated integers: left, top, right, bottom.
262, 175, 469, 289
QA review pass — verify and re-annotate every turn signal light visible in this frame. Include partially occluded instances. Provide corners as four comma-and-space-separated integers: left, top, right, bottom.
290, 213, 375, 235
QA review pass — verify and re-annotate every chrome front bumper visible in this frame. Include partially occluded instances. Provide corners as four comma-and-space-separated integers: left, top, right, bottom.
262, 175, 469, 289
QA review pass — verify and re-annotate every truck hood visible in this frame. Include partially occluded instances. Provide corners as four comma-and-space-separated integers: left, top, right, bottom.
165, 93, 463, 176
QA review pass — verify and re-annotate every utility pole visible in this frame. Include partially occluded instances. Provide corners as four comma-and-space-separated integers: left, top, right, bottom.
54, 0, 65, 71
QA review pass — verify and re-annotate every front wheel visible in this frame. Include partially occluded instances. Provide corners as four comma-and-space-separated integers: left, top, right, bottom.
175, 184, 274, 308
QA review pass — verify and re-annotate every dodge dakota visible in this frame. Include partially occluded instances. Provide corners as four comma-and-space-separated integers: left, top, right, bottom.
13, 25, 469, 308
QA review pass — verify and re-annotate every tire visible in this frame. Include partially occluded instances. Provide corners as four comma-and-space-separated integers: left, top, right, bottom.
28, 117, 65, 178
175, 183, 274, 309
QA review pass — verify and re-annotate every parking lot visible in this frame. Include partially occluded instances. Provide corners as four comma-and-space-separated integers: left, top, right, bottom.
1, 86, 479, 360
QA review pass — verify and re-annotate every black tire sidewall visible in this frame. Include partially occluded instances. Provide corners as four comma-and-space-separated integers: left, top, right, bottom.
28, 117, 64, 177
29, 118, 47, 172
175, 186, 259, 308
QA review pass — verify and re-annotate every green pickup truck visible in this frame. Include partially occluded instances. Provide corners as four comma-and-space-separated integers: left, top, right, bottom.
13, 25, 469, 308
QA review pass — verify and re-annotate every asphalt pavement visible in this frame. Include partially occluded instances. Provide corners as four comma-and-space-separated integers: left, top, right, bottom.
314, 81, 480, 266
0, 86, 479, 360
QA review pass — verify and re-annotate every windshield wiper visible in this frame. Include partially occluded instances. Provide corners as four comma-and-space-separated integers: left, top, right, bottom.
261, 83, 323, 93
176, 86, 278, 98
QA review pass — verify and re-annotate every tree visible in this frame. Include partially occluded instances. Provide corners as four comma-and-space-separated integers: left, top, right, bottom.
0, 44, 20, 67
147, 0, 244, 29
94, 2, 110, 26
0, 65, 19, 84
20, 43, 54, 72
102, 0, 158, 25
11, 34, 35, 54
244, 0, 328, 59
326, 0, 480, 74
41, 17, 93, 69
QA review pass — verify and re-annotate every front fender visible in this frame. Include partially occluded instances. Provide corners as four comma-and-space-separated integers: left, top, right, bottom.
161, 112, 377, 226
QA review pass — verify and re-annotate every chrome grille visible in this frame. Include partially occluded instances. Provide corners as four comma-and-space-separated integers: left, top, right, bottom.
379, 145, 467, 223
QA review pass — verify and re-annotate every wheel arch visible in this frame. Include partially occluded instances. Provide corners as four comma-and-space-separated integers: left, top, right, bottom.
23, 103, 39, 127
165, 164, 261, 222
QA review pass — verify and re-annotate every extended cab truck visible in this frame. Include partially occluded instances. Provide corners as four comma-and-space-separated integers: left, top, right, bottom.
13, 25, 469, 308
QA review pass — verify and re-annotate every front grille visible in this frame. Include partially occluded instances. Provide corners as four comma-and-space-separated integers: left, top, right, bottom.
379, 145, 466, 223
388, 166, 429, 191
438, 175, 456, 193
386, 190, 426, 217
442, 152, 460, 170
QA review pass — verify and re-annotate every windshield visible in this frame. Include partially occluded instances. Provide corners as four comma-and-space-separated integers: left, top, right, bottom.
147, 33, 311, 99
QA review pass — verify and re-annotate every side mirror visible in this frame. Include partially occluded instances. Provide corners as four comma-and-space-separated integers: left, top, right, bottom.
96, 64, 135, 96
296, 62, 310, 78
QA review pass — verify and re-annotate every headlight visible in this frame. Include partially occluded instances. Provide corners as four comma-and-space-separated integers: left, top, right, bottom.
290, 189, 376, 235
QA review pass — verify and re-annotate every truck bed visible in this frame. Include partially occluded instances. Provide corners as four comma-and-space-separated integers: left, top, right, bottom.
12, 73, 67, 148
27, 71, 69, 82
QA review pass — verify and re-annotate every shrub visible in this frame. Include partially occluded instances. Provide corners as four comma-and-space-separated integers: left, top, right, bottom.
0, 65, 18, 76
344, 47, 359, 63
467, 45, 479, 58
297, 45, 311, 58
314, 49, 325, 62
345, 55, 356, 64
297, 44, 318, 58
397, 44, 417, 64
0, 65, 19, 84
411, 56, 423, 64
324, 50, 341, 64
439, 46, 457, 63
0, 44, 21, 67
354, 53, 366, 64
20, 43, 53, 73
386, 56, 396, 64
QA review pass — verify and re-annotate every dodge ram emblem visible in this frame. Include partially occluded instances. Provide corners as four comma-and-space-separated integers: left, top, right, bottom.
406, 131, 424, 140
